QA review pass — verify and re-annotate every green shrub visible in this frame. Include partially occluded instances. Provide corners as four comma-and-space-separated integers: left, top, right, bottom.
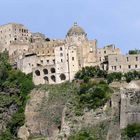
77, 81, 112, 110
124, 123, 140, 138
0, 52, 34, 139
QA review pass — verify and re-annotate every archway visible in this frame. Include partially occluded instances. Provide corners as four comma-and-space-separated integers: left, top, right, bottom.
51, 68, 55, 73
43, 69, 48, 74
60, 74, 66, 81
51, 75, 56, 82
35, 70, 40, 76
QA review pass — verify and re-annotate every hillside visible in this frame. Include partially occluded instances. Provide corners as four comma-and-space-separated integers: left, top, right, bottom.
0, 52, 140, 140
18, 80, 140, 140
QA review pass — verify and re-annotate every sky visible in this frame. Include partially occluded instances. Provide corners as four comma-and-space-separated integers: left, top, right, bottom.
0, 0, 140, 54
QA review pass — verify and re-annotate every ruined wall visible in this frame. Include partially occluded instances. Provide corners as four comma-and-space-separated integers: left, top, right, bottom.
108, 54, 140, 73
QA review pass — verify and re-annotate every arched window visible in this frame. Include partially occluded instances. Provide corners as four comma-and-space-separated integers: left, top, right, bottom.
51, 75, 56, 82
51, 68, 55, 73
35, 70, 40, 76
44, 76, 48, 81
60, 74, 66, 81
43, 69, 48, 74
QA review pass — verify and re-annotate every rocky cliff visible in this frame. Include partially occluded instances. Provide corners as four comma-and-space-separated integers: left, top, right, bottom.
18, 81, 140, 140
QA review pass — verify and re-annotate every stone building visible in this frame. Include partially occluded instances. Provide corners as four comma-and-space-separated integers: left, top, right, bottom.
0, 22, 139, 85
108, 54, 140, 73
33, 23, 94, 85
0, 23, 31, 48
98, 44, 121, 70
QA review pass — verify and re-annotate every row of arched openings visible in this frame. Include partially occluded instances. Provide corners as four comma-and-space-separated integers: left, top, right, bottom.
35, 68, 56, 76
43, 74, 66, 83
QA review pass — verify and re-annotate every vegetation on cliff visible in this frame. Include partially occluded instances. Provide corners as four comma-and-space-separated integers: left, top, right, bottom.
0, 51, 34, 140
68, 121, 110, 140
75, 66, 140, 83
75, 80, 112, 112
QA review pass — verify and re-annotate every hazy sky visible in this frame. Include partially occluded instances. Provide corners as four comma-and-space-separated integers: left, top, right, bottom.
0, 0, 140, 53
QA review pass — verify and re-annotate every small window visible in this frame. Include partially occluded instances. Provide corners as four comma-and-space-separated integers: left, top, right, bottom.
135, 65, 137, 68
127, 57, 129, 62
61, 59, 63, 62
53, 59, 55, 64
120, 65, 121, 69
72, 57, 74, 61
128, 65, 131, 69
60, 47, 62, 51
60, 53, 63, 57
104, 51, 106, 54
114, 66, 116, 70
47, 60, 49, 63
136, 57, 138, 61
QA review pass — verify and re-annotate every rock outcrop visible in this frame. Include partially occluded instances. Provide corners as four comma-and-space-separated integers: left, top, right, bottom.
18, 81, 140, 140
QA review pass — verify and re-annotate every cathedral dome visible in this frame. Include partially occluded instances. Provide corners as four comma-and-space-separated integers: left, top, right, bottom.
67, 22, 86, 36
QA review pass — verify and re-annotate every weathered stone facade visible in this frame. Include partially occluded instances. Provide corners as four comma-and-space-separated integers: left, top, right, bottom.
0, 23, 31, 48
0, 22, 139, 85
108, 54, 140, 73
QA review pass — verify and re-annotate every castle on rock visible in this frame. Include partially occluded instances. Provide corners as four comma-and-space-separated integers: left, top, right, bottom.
0, 22, 139, 85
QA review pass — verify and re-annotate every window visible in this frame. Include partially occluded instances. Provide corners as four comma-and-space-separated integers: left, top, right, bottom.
127, 57, 129, 62
128, 65, 131, 69
51, 75, 56, 82
53, 59, 55, 64
43, 69, 48, 74
51, 68, 55, 73
116, 58, 118, 62
61, 59, 63, 62
60, 47, 62, 51
44, 76, 48, 81
104, 51, 106, 54
135, 65, 137, 68
47, 60, 49, 63
136, 56, 138, 61
114, 66, 116, 70
60, 53, 63, 57
40, 60, 43, 63
72, 57, 74, 61
35, 70, 40, 76
120, 65, 121, 69
60, 74, 66, 81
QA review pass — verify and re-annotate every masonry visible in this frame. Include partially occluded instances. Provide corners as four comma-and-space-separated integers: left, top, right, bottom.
0, 22, 139, 85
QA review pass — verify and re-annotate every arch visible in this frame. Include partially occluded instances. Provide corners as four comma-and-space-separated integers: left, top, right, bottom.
51, 75, 56, 82
44, 76, 48, 81
43, 69, 48, 74
60, 74, 66, 81
35, 70, 40, 76
51, 68, 55, 73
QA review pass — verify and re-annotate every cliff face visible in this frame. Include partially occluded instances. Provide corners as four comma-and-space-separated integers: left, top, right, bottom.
18, 81, 140, 140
